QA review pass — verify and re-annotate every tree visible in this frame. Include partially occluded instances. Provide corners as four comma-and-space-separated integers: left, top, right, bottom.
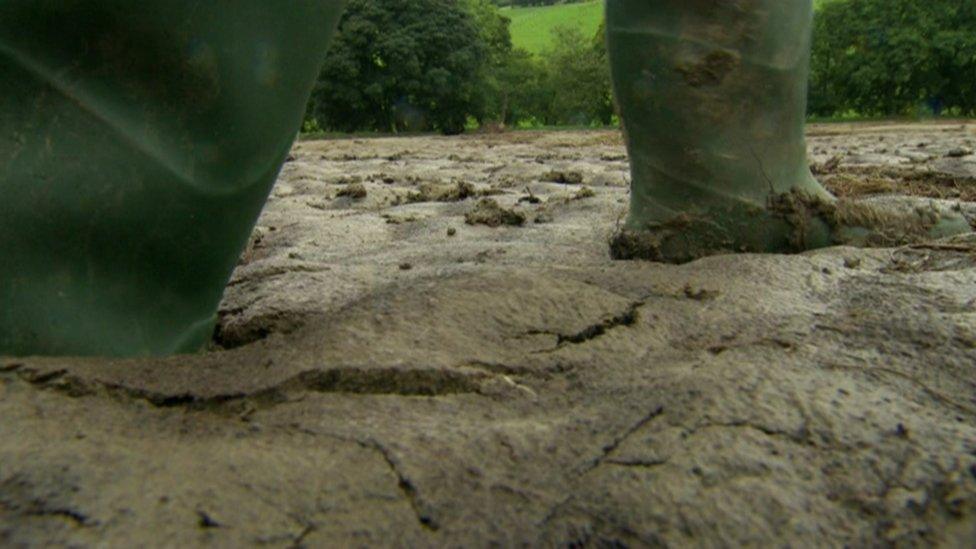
495, 47, 549, 125
307, 0, 489, 134
809, 0, 976, 117
539, 25, 613, 126
462, 0, 515, 125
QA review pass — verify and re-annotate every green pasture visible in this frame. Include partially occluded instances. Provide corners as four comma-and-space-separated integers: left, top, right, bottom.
503, 0, 604, 55
504, 0, 836, 55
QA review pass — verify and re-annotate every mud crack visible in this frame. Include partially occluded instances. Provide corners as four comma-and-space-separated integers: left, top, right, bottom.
290, 524, 316, 548
369, 439, 440, 532
0, 478, 95, 529
687, 420, 817, 448
288, 427, 439, 533
578, 406, 665, 475
529, 301, 642, 353
602, 458, 670, 468
24, 507, 93, 528
539, 406, 669, 530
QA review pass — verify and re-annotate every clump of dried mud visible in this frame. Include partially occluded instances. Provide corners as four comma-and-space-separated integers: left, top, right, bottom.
2, 122, 975, 547
465, 198, 527, 227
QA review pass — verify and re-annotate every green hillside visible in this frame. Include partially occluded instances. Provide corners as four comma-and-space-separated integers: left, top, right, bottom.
503, 1, 604, 55
504, 0, 835, 56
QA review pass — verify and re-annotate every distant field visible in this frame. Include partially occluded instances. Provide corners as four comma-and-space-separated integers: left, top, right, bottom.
503, 1, 604, 55
504, 0, 836, 56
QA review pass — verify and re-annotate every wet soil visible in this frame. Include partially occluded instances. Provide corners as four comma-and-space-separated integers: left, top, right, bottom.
2, 121, 975, 547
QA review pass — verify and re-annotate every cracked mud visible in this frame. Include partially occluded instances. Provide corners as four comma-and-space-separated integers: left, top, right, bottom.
2, 123, 976, 546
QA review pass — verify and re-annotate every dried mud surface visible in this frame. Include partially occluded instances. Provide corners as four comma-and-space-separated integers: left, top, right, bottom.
3, 122, 976, 547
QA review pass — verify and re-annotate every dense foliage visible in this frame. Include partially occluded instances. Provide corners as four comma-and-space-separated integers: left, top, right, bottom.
810, 0, 976, 116
306, 0, 488, 134
536, 24, 612, 126
304, 0, 610, 133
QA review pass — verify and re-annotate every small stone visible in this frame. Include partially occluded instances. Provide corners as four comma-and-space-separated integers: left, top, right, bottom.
844, 256, 862, 269
447, 227, 457, 237
399, 263, 413, 271
197, 511, 221, 529
946, 147, 973, 158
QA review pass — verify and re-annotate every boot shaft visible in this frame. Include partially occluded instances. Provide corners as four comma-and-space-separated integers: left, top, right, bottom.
606, 0, 821, 217
0, 1, 345, 356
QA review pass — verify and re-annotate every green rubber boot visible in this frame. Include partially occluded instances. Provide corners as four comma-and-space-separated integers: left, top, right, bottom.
0, 1, 345, 357
606, 0, 972, 263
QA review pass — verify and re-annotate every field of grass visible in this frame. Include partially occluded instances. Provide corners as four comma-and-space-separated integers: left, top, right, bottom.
503, 1, 604, 55
504, 0, 836, 56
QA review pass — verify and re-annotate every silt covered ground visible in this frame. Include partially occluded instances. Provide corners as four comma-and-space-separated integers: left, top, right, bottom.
2, 121, 975, 546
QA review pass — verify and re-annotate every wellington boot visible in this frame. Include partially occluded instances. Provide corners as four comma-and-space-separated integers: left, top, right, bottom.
0, 1, 345, 356
606, 0, 971, 263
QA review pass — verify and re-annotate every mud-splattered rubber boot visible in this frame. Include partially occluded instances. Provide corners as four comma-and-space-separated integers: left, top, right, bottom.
0, 1, 345, 356
606, 0, 972, 263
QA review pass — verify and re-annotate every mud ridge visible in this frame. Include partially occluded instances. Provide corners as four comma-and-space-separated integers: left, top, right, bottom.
0, 362, 498, 414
